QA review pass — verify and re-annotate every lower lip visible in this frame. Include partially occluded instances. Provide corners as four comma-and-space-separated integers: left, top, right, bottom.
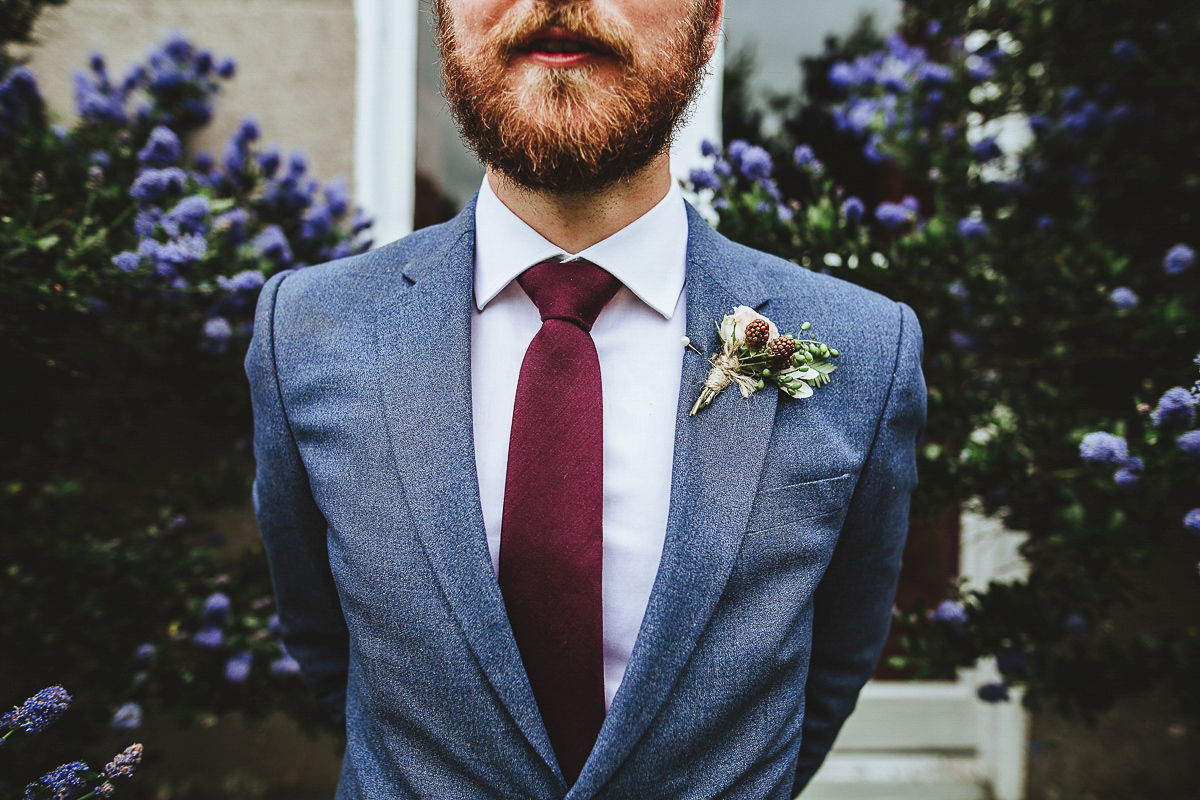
525, 50, 600, 68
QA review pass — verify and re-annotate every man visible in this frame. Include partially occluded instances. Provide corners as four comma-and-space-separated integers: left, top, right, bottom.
246, 0, 925, 797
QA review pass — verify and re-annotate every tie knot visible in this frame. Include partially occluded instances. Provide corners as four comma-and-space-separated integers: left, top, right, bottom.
517, 260, 622, 332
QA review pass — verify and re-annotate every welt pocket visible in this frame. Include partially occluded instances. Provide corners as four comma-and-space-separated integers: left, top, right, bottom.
746, 472, 855, 533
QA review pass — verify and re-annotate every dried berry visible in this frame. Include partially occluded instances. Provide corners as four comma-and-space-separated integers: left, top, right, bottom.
767, 335, 796, 364
744, 318, 770, 348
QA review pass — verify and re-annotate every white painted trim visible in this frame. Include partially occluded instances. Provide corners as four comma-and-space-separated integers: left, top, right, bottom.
354, 0, 419, 247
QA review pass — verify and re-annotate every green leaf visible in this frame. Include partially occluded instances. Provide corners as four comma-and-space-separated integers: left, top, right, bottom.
35, 234, 60, 251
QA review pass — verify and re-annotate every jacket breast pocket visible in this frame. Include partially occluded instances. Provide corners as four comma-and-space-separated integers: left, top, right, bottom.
745, 472, 856, 534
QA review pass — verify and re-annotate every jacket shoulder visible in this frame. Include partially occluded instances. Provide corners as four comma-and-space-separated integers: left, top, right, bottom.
276, 215, 469, 294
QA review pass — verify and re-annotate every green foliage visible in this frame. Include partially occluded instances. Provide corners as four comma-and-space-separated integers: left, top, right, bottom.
1, 29, 366, 782
701, 0, 1200, 720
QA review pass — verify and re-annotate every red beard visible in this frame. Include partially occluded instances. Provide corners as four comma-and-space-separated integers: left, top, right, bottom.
435, 0, 716, 194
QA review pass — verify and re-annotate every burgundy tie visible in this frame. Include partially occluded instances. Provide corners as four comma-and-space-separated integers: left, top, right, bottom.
499, 260, 621, 785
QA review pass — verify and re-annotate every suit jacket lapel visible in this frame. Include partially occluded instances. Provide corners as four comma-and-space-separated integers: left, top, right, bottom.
572, 205, 777, 796
372, 201, 563, 784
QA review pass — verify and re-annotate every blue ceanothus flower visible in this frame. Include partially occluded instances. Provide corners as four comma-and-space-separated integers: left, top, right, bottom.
2, 686, 71, 735
129, 167, 186, 205
1163, 243, 1195, 275
688, 167, 720, 192
271, 647, 302, 676
1080, 432, 1128, 466
137, 125, 182, 168
224, 651, 253, 684
957, 217, 990, 239
252, 225, 294, 267
1113, 456, 1143, 489
26, 760, 89, 799
202, 592, 231, 625
928, 599, 968, 628
875, 200, 914, 231
110, 701, 142, 729
841, 196, 865, 225
165, 195, 210, 235
1151, 387, 1196, 428
727, 140, 774, 183
1110, 287, 1138, 310
1177, 431, 1200, 463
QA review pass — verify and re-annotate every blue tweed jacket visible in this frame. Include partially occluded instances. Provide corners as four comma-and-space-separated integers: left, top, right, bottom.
246, 197, 925, 799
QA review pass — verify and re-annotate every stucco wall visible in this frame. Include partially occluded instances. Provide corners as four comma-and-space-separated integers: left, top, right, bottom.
18, 0, 357, 191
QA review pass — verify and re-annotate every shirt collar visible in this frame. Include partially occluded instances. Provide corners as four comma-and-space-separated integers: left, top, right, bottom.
473, 177, 688, 319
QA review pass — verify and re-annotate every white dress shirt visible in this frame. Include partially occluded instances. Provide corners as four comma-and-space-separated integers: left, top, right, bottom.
471, 177, 687, 708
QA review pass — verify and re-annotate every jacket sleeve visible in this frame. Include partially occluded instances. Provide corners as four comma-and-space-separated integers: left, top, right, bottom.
793, 302, 925, 794
245, 270, 350, 725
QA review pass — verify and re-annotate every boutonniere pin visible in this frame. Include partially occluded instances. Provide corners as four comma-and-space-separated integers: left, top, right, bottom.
687, 306, 839, 416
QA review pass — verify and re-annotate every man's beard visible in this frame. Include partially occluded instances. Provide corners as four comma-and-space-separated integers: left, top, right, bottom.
434, 0, 716, 194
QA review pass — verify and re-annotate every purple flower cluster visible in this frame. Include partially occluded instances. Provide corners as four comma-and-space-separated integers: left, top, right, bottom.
138, 125, 182, 168
1079, 432, 1128, 466
1177, 431, 1200, 463
728, 140, 774, 182
830, 34, 951, 94
1163, 243, 1194, 275
26, 760, 89, 799
103, 743, 144, 779
793, 144, 822, 171
141, 34, 236, 129
271, 648, 302, 677
970, 137, 1002, 163
1031, 85, 1144, 151
2, 685, 71, 735
828, 33, 958, 162
957, 217, 990, 239
841, 196, 865, 225
0, 65, 42, 139
691, 140, 795, 222
192, 625, 224, 648
928, 599, 968, 628
875, 199, 916, 232
1111, 40, 1142, 61
688, 167, 720, 192
78, 34, 372, 349
1109, 286, 1138, 311
203, 592, 231, 624
1113, 456, 1143, 489
224, 650, 253, 683
1151, 387, 1196, 428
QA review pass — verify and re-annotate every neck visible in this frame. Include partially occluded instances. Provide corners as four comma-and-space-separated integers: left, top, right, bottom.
486, 154, 673, 254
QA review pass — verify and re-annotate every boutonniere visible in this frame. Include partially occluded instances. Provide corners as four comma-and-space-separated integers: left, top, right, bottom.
687, 306, 839, 416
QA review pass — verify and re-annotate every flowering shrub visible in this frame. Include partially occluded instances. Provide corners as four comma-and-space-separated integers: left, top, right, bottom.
1, 22, 366, 766
695, 0, 1200, 719
2, 686, 143, 799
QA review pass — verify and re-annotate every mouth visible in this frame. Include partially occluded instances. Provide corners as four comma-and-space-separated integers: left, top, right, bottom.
518, 26, 611, 64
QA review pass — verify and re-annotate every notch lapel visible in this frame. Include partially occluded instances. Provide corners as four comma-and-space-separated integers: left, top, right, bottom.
372, 203, 563, 784
572, 206, 777, 796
